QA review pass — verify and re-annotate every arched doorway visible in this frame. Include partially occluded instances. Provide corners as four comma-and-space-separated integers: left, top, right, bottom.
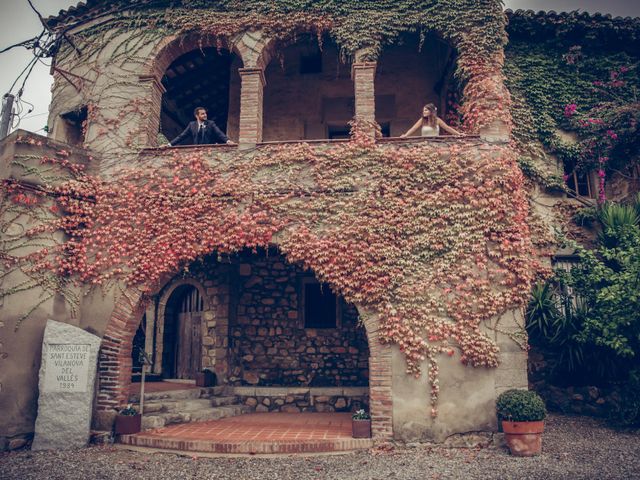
162, 285, 204, 379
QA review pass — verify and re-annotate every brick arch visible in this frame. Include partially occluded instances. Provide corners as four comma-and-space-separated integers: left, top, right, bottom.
234, 31, 277, 70
141, 33, 245, 81
96, 264, 394, 440
137, 33, 245, 147
356, 306, 394, 440
97, 286, 146, 411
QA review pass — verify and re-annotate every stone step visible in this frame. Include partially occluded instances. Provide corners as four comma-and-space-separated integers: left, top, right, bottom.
141, 404, 253, 430
209, 396, 239, 407
137, 396, 239, 414
129, 385, 226, 403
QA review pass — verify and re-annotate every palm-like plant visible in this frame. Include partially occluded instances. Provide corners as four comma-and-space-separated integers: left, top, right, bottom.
597, 202, 639, 248
526, 282, 562, 341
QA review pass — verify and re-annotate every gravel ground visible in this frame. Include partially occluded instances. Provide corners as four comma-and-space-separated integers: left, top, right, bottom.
1, 414, 639, 480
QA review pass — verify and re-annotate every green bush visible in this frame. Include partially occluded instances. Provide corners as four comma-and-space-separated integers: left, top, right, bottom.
609, 369, 640, 427
526, 198, 640, 384
496, 389, 547, 422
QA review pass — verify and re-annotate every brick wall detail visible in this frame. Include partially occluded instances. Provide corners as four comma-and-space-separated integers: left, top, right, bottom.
238, 68, 265, 145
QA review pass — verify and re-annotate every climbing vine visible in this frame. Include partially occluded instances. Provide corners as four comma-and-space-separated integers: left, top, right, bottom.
1, 125, 548, 414
49, 0, 510, 136
504, 34, 640, 197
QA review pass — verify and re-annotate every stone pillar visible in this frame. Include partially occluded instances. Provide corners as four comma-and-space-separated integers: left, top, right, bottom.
144, 304, 157, 374
351, 62, 377, 137
360, 308, 394, 441
238, 67, 265, 146
479, 119, 510, 143
138, 75, 166, 147
475, 53, 511, 143
205, 267, 232, 383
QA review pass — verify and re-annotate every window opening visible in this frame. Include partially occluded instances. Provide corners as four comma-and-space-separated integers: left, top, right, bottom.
327, 124, 351, 140
59, 106, 88, 146
565, 169, 594, 198
302, 278, 338, 328
300, 52, 322, 74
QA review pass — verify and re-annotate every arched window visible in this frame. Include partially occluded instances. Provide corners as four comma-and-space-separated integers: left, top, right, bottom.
376, 33, 458, 137
263, 35, 354, 141
160, 47, 241, 144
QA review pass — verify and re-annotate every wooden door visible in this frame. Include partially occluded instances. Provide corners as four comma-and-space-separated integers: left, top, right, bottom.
175, 287, 204, 379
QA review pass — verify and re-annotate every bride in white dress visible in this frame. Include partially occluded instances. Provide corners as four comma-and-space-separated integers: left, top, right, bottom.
401, 103, 463, 137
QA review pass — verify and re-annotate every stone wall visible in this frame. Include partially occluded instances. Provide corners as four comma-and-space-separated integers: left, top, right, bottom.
228, 251, 370, 387
0, 132, 96, 451
149, 249, 370, 388
230, 386, 368, 413
529, 347, 622, 418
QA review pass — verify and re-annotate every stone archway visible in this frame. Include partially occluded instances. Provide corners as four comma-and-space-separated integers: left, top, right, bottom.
95, 265, 394, 441
137, 33, 246, 146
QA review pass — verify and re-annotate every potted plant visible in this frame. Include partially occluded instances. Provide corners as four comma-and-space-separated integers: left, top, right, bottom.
496, 389, 546, 456
195, 369, 217, 387
114, 404, 142, 435
352, 409, 372, 438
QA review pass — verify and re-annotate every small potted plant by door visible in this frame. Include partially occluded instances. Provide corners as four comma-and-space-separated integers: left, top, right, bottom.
352, 409, 372, 438
114, 404, 142, 435
496, 389, 546, 456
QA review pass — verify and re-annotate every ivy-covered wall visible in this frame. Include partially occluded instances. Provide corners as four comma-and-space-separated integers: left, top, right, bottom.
504, 11, 640, 199
45, 0, 510, 163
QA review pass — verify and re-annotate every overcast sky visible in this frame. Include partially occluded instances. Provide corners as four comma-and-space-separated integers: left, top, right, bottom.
1, 0, 640, 134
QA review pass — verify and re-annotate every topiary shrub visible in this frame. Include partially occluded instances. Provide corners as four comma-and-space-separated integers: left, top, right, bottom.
497, 389, 547, 422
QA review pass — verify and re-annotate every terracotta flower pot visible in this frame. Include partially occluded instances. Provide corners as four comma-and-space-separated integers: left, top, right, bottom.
502, 420, 544, 456
115, 414, 142, 435
352, 419, 372, 438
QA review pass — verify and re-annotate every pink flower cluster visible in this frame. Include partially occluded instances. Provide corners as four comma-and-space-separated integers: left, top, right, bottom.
564, 104, 578, 117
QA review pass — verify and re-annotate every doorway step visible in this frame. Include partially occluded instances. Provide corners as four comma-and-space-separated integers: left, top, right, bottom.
130, 386, 254, 430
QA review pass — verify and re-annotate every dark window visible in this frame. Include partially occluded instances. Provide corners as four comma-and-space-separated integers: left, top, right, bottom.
566, 170, 593, 198
378, 122, 391, 137
300, 52, 322, 74
304, 281, 337, 328
60, 106, 88, 146
328, 124, 351, 139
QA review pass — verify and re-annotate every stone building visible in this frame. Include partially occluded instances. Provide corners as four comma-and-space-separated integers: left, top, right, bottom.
2, 2, 636, 452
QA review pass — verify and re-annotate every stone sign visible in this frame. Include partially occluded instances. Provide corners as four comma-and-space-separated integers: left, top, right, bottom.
43, 344, 91, 393
32, 320, 101, 451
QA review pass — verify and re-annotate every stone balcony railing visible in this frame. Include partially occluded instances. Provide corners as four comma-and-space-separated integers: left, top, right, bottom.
135, 134, 484, 168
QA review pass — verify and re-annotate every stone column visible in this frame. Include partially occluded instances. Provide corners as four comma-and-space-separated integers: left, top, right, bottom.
138, 75, 166, 148
475, 53, 511, 143
143, 304, 157, 374
238, 67, 265, 146
479, 118, 510, 143
351, 62, 377, 137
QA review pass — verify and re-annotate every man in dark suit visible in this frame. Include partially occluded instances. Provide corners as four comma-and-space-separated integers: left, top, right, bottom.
167, 107, 235, 146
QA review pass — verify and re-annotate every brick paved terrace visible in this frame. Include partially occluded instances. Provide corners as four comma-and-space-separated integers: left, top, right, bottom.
118, 412, 372, 454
